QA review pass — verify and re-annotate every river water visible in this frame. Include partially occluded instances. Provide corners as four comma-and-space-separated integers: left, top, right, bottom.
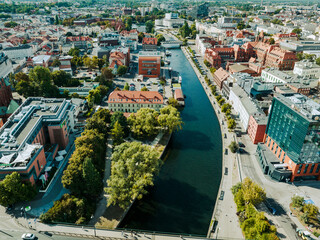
119, 48, 222, 236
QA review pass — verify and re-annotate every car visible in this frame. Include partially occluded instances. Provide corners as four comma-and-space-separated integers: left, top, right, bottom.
225, 148, 228, 155
224, 167, 228, 175
21, 233, 36, 240
224, 133, 227, 139
219, 191, 225, 200
141, 83, 145, 87
238, 142, 245, 148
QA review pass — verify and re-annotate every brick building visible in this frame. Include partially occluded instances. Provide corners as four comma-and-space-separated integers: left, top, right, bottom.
138, 51, 161, 78
0, 98, 77, 184
142, 37, 158, 51
212, 67, 229, 89
247, 114, 267, 144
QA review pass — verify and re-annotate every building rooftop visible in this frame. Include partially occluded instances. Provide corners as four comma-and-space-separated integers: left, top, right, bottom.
108, 91, 163, 104
276, 94, 320, 121
138, 51, 161, 57
0, 98, 73, 153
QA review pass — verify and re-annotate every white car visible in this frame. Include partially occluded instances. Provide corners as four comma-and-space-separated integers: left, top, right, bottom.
21, 233, 36, 240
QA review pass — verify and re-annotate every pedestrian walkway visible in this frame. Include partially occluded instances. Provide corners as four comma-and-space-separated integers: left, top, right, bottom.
89, 137, 114, 225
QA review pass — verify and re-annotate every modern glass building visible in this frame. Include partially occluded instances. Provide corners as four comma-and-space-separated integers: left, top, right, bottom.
258, 94, 320, 181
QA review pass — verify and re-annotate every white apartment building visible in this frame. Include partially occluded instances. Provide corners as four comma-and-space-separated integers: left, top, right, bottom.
293, 60, 320, 78
3, 45, 33, 60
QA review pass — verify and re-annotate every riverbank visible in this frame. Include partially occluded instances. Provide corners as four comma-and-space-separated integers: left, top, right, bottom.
94, 131, 172, 230
181, 46, 243, 239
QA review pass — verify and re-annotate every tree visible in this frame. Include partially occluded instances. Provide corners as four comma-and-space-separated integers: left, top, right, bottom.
204, 60, 211, 67
52, 70, 72, 87
303, 203, 319, 218
52, 58, 61, 67
167, 97, 179, 108
237, 20, 245, 30
4, 21, 18, 28
141, 86, 148, 91
158, 105, 183, 133
125, 17, 132, 30
218, 98, 225, 106
55, 15, 59, 25
156, 34, 165, 46
111, 121, 125, 145
210, 67, 216, 74
292, 28, 302, 34
0, 172, 36, 206
221, 103, 232, 113
146, 20, 154, 33
123, 82, 129, 90
100, 67, 113, 86
117, 65, 128, 76
68, 48, 80, 57
291, 196, 304, 208
83, 56, 97, 70
268, 38, 275, 44
179, 21, 191, 38
227, 118, 236, 130
229, 141, 239, 153
82, 158, 102, 197
106, 142, 162, 209
241, 178, 266, 206
138, 32, 145, 43
128, 108, 160, 138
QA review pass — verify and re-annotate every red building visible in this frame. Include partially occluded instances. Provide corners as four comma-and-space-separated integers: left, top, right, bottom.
138, 51, 161, 77
204, 43, 255, 69
0, 78, 12, 108
247, 115, 267, 144
212, 67, 229, 89
109, 47, 130, 69
142, 37, 158, 51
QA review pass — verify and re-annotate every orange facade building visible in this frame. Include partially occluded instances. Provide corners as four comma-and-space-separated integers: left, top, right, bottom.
138, 51, 161, 78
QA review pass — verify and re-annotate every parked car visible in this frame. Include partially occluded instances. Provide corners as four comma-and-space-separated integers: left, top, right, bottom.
225, 148, 228, 155
224, 167, 228, 175
21, 233, 36, 240
219, 191, 225, 200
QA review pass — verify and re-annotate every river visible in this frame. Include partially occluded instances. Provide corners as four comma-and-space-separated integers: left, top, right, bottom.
119, 48, 222, 236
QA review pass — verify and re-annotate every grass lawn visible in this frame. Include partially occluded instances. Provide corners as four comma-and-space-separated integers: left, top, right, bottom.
95, 204, 124, 229
290, 203, 320, 237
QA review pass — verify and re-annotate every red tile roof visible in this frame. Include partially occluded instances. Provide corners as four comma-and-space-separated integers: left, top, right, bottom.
142, 37, 157, 45
108, 91, 163, 104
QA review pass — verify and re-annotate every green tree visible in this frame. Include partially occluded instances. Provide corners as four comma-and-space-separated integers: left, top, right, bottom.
179, 21, 191, 38
123, 82, 129, 90
52, 58, 61, 67
52, 70, 71, 87
218, 98, 225, 106
303, 203, 319, 218
55, 15, 59, 25
106, 142, 162, 209
128, 108, 159, 137
221, 103, 232, 113
138, 32, 145, 43
204, 60, 211, 67
229, 141, 239, 153
227, 118, 236, 130
158, 105, 183, 133
0, 172, 36, 206
241, 178, 266, 206
156, 34, 165, 46
145, 20, 154, 33
292, 28, 302, 34
167, 97, 179, 108
100, 67, 113, 86
68, 48, 80, 57
111, 121, 125, 145
82, 158, 102, 197
291, 195, 304, 208
117, 65, 127, 76
83, 56, 97, 70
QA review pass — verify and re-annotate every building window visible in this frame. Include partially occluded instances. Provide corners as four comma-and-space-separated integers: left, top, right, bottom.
310, 164, 315, 173
316, 164, 320, 173
37, 160, 41, 171
304, 164, 309, 174
297, 164, 303, 174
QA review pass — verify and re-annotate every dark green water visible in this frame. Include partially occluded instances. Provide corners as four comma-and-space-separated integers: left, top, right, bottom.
119, 49, 222, 236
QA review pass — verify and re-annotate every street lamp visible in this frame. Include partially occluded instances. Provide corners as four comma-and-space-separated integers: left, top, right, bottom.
215, 227, 220, 240
91, 215, 96, 237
